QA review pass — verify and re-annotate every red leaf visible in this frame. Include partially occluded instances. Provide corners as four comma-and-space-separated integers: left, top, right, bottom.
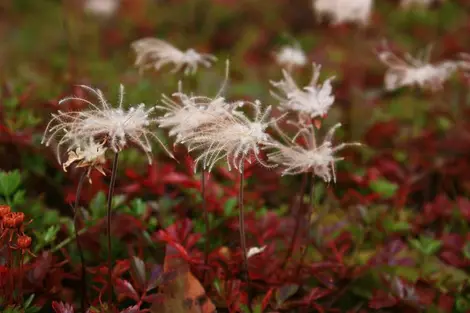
438, 294, 454, 313
52, 301, 74, 313
120, 305, 140, 313
369, 290, 398, 309
364, 121, 399, 147
115, 279, 140, 302
142, 293, 165, 304
262, 288, 274, 310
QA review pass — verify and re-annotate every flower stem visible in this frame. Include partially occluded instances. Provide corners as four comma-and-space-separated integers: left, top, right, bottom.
51, 227, 90, 253
202, 170, 210, 284
106, 152, 120, 308
74, 171, 88, 312
238, 164, 249, 282
7, 244, 13, 304
297, 175, 315, 277
282, 173, 308, 269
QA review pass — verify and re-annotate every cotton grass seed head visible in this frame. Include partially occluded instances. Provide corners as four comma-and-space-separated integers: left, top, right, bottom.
42, 84, 173, 165
271, 63, 335, 120
84, 0, 120, 18
313, 0, 373, 26
156, 61, 242, 146
131, 38, 217, 75
266, 122, 360, 183
181, 100, 283, 173
377, 44, 458, 91
274, 45, 307, 71
156, 91, 241, 146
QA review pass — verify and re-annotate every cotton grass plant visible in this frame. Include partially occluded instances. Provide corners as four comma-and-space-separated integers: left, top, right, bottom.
177, 98, 282, 279
155, 62, 238, 280
42, 84, 173, 309
156, 61, 283, 279
376, 43, 459, 91
270, 63, 335, 122
131, 38, 217, 75
41, 52, 361, 306
268, 62, 360, 269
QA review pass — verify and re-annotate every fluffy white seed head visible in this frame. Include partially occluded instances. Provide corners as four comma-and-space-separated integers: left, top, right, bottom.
266, 122, 360, 183
377, 44, 458, 91
42, 84, 173, 164
312, 0, 373, 26
84, 0, 120, 18
181, 100, 282, 173
274, 45, 307, 71
270, 63, 335, 119
156, 62, 243, 146
131, 38, 217, 75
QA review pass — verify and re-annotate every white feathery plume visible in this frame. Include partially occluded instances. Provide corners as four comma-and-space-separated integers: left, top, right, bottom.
131, 38, 217, 75
270, 63, 335, 119
377, 44, 458, 91
42, 84, 173, 164
266, 121, 360, 183
312, 0, 373, 26
156, 61, 243, 145
180, 100, 284, 173
274, 44, 308, 72
84, 0, 120, 18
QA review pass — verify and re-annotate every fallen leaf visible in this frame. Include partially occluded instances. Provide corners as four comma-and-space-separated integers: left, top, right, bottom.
151, 244, 216, 313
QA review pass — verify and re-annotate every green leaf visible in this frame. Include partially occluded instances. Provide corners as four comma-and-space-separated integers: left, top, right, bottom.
456, 296, 470, 312
90, 191, 106, 219
423, 240, 442, 256
369, 178, 398, 199
43, 225, 60, 244
12, 190, 26, 206
383, 219, 410, 233
0, 170, 22, 197
463, 242, 470, 260
23, 294, 35, 308
276, 284, 299, 306
131, 198, 146, 216
394, 267, 420, 283
437, 116, 452, 131
224, 197, 237, 217
409, 236, 442, 256
43, 210, 60, 225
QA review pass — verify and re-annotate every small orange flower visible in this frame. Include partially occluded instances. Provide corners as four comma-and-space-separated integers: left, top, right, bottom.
0, 205, 11, 230
16, 235, 32, 250
3, 212, 25, 229
12, 234, 36, 257
0, 205, 10, 218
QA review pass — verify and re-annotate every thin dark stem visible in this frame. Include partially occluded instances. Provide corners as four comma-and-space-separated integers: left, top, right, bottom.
282, 173, 308, 269
297, 175, 315, 277
106, 152, 120, 308
238, 164, 249, 282
7, 246, 12, 303
74, 171, 88, 312
202, 170, 210, 284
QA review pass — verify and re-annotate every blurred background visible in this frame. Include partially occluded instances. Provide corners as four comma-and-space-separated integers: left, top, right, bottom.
1, 0, 470, 312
